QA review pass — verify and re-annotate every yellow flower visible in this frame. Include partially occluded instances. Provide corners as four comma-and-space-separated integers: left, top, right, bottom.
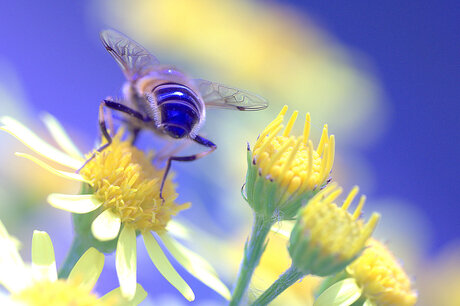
347, 239, 417, 306
0, 220, 147, 306
245, 105, 334, 219
0, 115, 230, 301
289, 183, 380, 276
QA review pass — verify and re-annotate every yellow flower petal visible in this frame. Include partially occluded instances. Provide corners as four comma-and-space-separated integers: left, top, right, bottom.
47, 194, 102, 213
91, 209, 121, 241
100, 284, 147, 306
116, 226, 137, 300
0, 116, 83, 169
159, 233, 230, 300
142, 232, 195, 301
68, 247, 104, 290
40, 112, 83, 159
15, 152, 90, 183
314, 278, 362, 306
31, 230, 57, 283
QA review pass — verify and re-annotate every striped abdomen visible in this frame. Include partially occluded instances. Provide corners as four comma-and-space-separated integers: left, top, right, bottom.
153, 83, 204, 139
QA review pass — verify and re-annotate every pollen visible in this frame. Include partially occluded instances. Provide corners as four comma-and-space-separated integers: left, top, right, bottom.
253, 105, 334, 195
79, 131, 190, 232
347, 239, 417, 306
299, 184, 379, 261
13, 279, 114, 306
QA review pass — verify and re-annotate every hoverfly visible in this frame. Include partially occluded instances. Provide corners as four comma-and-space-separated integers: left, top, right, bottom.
86, 29, 268, 199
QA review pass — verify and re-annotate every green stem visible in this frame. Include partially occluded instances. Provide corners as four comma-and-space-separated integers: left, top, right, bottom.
252, 265, 305, 305
58, 235, 88, 279
230, 214, 273, 306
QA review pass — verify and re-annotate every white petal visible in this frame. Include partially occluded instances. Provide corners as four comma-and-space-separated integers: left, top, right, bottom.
159, 233, 230, 300
166, 220, 191, 240
142, 232, 195, 301
31, 230, 57, 283
91, 209, 121, 241
314, 278, 362, 306
0, 220, 31, 293
0, 116, 83, 169
68, 247, 104, 290
47, 193, 102, 213
100, 284, 147, 306
40, 112, 83, 159
363, 298, 378, 306
15, 152, 90, 183
116, 226, 137, 300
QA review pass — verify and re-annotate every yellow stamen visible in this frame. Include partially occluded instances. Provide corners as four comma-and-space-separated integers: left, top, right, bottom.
282, 111, 298, 137
342, 186, 359, 210
352, 195, 366, 220
262, 137, 295, 176
326, 135, 335, 174
316, 124, 329, 156
303, 113, 311, 143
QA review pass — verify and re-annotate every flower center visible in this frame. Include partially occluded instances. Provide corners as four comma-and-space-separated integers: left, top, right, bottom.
253, 106, 334, 194
299, 184, 379, 260
347, 239, 417, 305
80, 132, 190, 232
13, 280, 113, 306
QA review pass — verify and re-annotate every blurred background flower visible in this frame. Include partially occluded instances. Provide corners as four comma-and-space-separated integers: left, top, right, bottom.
0, 0, 457, 305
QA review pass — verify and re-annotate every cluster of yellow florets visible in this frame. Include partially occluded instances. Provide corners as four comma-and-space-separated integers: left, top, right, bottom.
80, 131, 190, 232
298, 184, 379, 261
253, 106, 334, 195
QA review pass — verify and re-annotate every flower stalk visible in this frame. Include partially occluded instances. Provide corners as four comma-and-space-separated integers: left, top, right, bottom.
252, 265, 304, 305
230, 214, 273, 305
58, 234, 88, 279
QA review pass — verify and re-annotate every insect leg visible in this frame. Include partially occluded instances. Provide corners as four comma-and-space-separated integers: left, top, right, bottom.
77, 99, 148, 172
159, 135, 217, 201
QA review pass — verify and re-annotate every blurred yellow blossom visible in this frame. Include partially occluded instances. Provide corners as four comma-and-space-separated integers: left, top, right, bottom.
289, 183, 380, 276
0, 220, 147, 306
347, 239, 417, 305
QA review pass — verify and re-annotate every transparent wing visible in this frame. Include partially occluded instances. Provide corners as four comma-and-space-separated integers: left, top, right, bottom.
193, 79, 268, 111
100, 29, 160, 81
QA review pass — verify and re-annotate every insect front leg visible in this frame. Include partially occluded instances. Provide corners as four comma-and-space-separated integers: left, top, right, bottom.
159, 135, 217, 201
77, 99, 148, 172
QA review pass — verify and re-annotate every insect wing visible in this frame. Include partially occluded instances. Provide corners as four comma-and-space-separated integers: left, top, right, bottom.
193, 79, 268, 111
100, 29, 160, 81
